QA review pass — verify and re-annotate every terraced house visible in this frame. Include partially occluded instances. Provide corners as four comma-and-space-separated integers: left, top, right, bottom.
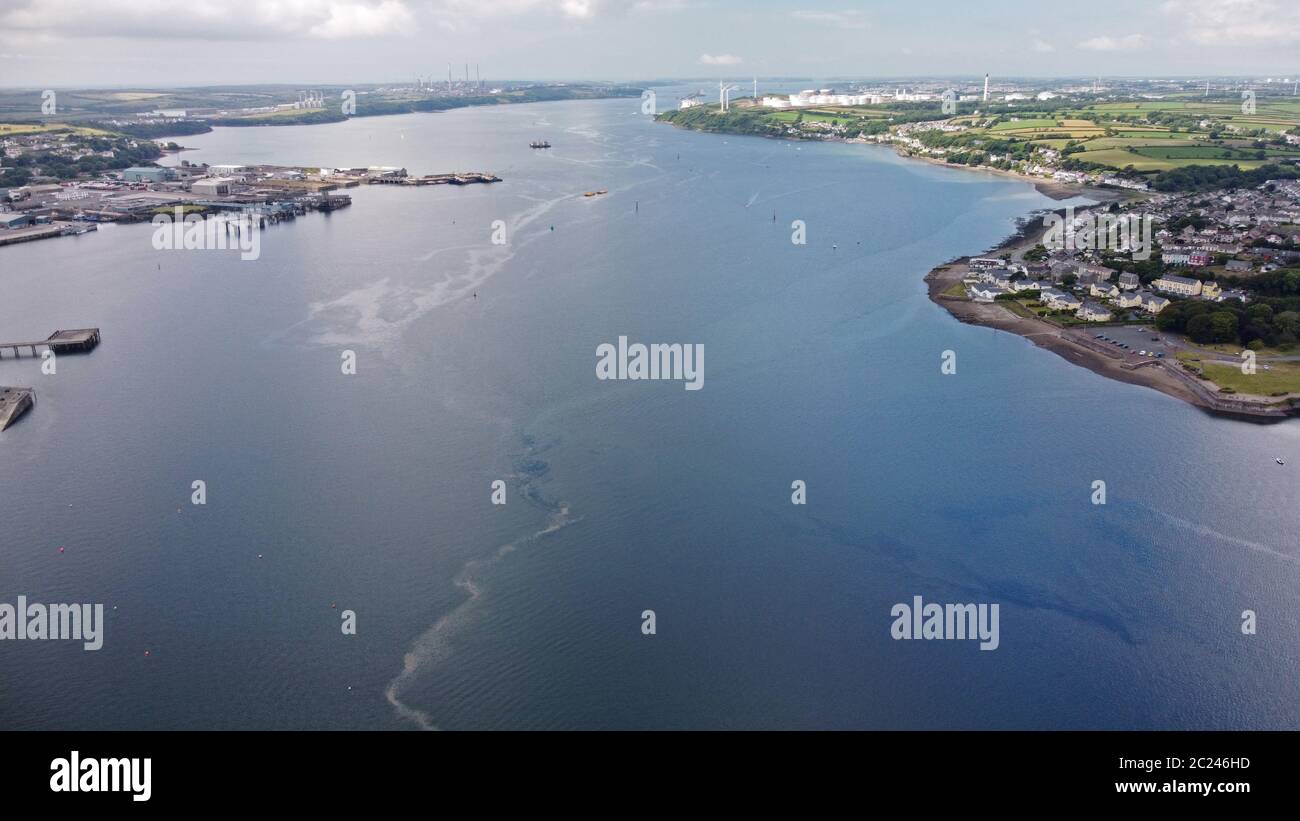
1152, 274, 1202, 297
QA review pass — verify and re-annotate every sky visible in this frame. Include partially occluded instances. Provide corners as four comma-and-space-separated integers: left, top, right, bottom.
1, 0, 1298, 87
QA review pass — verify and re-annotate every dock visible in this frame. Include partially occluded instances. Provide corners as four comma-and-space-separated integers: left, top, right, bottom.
0, 387, 34, 431
0, 328, 101, 358
366, 172, 501, 187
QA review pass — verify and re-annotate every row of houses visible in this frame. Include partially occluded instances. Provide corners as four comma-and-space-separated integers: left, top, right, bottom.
968, 273, 1171, 321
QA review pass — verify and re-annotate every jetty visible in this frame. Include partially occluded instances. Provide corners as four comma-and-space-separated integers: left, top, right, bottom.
0, 328, 101, 358
366, 172, 501, 187
0, 387, 34, 431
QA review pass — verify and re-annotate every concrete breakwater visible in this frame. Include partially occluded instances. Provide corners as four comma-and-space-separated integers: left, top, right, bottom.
0, 329, 101, 432
0, 387, 34, 431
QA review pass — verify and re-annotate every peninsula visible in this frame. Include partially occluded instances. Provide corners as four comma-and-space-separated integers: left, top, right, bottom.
657, 78, 1300, 420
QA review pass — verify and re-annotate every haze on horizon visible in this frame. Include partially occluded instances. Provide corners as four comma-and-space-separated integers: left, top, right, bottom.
1, 0, 1299, 88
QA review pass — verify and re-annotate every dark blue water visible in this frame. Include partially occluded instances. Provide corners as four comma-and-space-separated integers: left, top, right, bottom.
2, 95, 1297, 729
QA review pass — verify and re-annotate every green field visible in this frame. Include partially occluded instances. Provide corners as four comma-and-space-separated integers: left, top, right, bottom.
0, 123, 47, 135
1080, 148, 1279, 171
1196, 359, 1300, 395
990, 118, 1058, 131
0, 122, 116, 137
1132, 144, 1300, 160
1082, 137, 1199, 151
941, 280, 968, 298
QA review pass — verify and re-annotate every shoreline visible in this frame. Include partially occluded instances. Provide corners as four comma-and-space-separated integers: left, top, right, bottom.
923, 217, 1299, 423
658, 119, 1299, 422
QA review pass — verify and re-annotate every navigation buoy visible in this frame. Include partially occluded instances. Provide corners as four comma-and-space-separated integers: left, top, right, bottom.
144, 650, 150, 656
257, 553, 263, 559
58, 546, 65, 553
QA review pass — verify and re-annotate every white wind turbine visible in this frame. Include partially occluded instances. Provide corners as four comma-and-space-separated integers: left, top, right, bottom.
719, 82, 740, 112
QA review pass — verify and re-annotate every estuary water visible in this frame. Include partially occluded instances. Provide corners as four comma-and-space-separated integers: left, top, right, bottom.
1, 94, 1297, 729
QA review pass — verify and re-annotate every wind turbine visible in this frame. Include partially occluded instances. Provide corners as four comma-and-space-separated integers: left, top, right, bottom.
719, 82, 740, 112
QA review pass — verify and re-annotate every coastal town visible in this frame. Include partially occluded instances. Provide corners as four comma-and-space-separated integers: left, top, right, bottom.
661, 77, 1300, 417
0, 124, 504, 248
5, 77, 1300, 416
927, 177, 1300, 418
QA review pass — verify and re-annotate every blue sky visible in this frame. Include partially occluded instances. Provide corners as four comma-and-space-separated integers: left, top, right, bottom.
1, 0, 1298, 86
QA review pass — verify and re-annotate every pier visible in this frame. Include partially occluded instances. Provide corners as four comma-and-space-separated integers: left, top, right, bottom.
366, 172, 501, 186
0, 387, 34, 431
0, 328, 101, 358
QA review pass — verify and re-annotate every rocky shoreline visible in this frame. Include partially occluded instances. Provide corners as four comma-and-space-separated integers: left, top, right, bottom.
924, 193, 1300, 423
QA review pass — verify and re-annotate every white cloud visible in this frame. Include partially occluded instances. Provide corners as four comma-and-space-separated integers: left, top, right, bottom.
1031, 39, 1054, 53
428, 0, 677, 22
699, 53, 742, 65
1161, 0, 1300, 45
0, 0, 416, 40
1078, 34, 1146, 51
311, 1, 417, 37
790, 10, 868, 29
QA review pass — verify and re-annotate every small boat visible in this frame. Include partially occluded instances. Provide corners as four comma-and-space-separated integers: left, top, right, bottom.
583, 189, 608, 198
1277, 458, 1285, 465
529, 140, 551, 149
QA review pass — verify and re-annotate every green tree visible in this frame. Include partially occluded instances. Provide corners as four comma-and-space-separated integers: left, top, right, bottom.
1209, 311, 1240, 343
1186, 313, 1215, 343
1274, 310, 1300, 340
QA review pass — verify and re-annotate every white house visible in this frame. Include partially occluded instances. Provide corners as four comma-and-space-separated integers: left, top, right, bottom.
1076, 301, 1113, 322
967, 283, 1005, 302
1115, 291, 1143, 309
1041, 288, 1083, 310
1142, 294, 1171, 314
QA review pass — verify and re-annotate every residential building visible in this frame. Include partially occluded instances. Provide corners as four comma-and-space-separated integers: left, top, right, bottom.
1153, 275, 1202, 297
1041, 288, 1082, 310
1115, 291, 1143, 309
1142, 294, 1171, 314
1076, 301, 1113, 322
